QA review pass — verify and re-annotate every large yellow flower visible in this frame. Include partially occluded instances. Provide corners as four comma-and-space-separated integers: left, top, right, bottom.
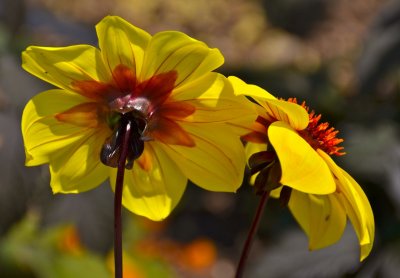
21, 16, 255, 221
229, 76, 374, 261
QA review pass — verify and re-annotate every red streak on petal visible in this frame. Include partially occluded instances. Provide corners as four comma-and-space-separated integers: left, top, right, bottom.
135, 71, 178, 111
146, 100, 196, 147
55, 102, 106, 128
148, 117, 195, 147
71, 80, 118, 101
157, 101, 196, 120
71, 65, 138, 104
112, 64, 137, 92
71, 65, 178, 116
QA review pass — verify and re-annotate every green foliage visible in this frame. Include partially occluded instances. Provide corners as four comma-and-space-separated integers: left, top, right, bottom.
0, 212, 109, 278
0, 212, 177, 278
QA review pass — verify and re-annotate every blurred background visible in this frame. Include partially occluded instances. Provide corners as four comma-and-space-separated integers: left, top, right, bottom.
1, 0, 400, 277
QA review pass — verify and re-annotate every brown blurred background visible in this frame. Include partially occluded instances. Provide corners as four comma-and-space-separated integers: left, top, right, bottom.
1, 0, 400, 277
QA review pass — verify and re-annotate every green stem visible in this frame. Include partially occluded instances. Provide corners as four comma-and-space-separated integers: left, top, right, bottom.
235, 190, 270, 278
114, 119, 132, 278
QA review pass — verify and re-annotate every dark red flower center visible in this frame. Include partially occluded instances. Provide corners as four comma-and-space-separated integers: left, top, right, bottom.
72, 64, 178, 117
57, 64, 196, 168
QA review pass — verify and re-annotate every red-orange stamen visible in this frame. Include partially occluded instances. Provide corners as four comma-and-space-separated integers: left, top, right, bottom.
288, 98, 345, 156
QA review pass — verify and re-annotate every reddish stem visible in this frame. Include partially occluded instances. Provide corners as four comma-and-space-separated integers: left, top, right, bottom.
114, 120, 132, 278
235, 190, 270, 278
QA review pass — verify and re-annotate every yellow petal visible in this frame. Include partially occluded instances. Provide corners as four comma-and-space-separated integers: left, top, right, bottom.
289, 190, 346, 250
96, 15, 151, 77
261, 99, 309, 130
141, 31, 223, 86
268, 121, 336, 194
172, 73, 257, 134
110, 142, 187, 221
340, 170, 375, 261
228, 76, 276, 100
22, 45, 109, 92
22, 89, 110, 192
160, 122, 246, 192
318, 150, 375, 261
49, 128, 110, 193
22, 89, 94, 166
228, 76, 308, 130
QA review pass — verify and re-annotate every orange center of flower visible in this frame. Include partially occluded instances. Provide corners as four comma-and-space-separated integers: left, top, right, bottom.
287, 98, 345, 156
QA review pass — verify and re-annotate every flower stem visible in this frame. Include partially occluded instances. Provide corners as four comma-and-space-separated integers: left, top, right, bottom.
235, 190, 270, 278
114, 119, 132, 278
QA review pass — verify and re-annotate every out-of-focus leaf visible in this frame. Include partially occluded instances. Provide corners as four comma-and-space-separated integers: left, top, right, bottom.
0, 212, 110, 278
35, 254, 110, 278
106, 250, 176, 278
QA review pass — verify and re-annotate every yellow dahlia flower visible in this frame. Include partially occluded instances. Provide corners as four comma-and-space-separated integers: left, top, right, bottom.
229, 76, 374, 261
21, 16, 254, 221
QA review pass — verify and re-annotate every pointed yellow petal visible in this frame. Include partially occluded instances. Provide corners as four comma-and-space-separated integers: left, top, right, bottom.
22, 45, 109, 92
289, 191, 346, 250
261, 99, 309, 130
160, 123, 246, 192
268, 121, 336, 194
22, 89, 110, 192
96, 15, 151, 77
21, 89, 94, 166
49, 128, 110, 193
228, 76, 308, 130
318, 150, 375, 261
141, 31, 223, 86
228, 76, 276, 100
341, 170, 375, 261
110, 143, 187, 221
